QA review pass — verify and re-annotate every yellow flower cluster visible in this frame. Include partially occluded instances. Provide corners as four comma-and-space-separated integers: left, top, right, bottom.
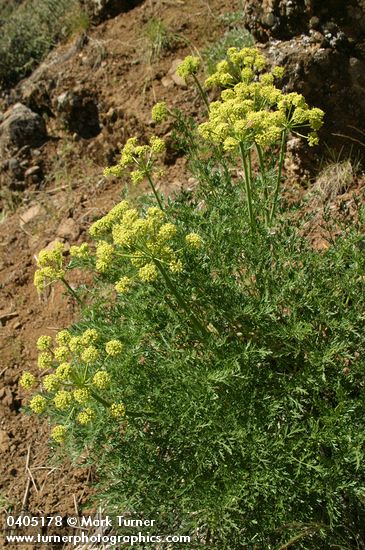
54, 345, 69, 361
81, 346, 99, 364
37, 351, 53, 370
115, 276, 131, 294
88, 200, 206, 292
43, 374, 60, 392
19, 372, 36, 390
151, 102, 169, 122
205, 47, 266, 89
110, 402, 126, 418
29, 395, 47, 414
55, 362, 72, 380
70, 243, 89, 258
34, 242, 65, 293
96, 242, 114, 272
77, 408, 95, 425
176, 56, 200, 79
54, 390, 72, 410
90, 201, 181, 289
198, 48, 324, 149
81, 329, 99, 345
22, 324, 130, 444
103, 135, 165, 186
89, 200, 130, 238
51, 425, 67, 443
105, 340, 123, 357
56, 329, 71, 345
93, 370, 111, 389
36, 335, 52, 351
185, 233, 203, 249
73, 388, 90, 404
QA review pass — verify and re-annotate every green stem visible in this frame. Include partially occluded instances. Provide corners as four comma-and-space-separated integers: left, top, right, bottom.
145, 172, 164, 211
192, 74, 210, 112
60, 277, 82, 306
89, 389, 111, 408
256, 144, 269, 225
154, 259, 209, 340
239, 142, 255, 231
269, 130, 287, 225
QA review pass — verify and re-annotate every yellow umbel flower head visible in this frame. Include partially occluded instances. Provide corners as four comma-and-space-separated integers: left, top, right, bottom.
69, 336, 83, 353
110, 402, 126, 418
34, 242, 65, 292
115, 276, 131, 294
95, 242, 115, 272
185, 233, 203, 249
149, 136, 166, 154
93, 370, 111, 389
81, 346, 99, 365
43, 374, 60, 392
138, 263, 158, 283
105, 340, 123, 357
176, 56, 200, 79
55, 363, 72, 381
130, 170, 144, 185
19, 372, 36, 390
151, 102, 168, 122
77, 408, 95, 425
81, 329, 99, 346
158, 223, 177, 242
56, 329, 71, 346
54, 390, 72, 410
169, 259, 183, 274
70, 243, 90, 258
73, 388, 90, 404
36, 335, 52, 351
51, 425, 67, 444
53, 346, 69, 362
29, 395, 47, 414
37, 352, 53, 370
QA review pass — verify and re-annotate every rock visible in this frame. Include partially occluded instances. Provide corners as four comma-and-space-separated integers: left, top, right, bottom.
80, 0, 144, 23
21, 78, 56, 118
54, 89, 101, 139
242, 0, 363, 42
0, 103, 47, 154
24, 165, 41, 179
106, 107, 118, 123
56, 218, 79, 241
19, 204, 43, 227
161, 76, 174, 88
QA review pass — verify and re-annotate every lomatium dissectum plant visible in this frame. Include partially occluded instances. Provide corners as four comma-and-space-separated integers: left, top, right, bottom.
18, 46, 364, 550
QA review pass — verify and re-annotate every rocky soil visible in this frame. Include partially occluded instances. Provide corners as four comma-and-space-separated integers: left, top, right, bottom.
0, 0, 364, 547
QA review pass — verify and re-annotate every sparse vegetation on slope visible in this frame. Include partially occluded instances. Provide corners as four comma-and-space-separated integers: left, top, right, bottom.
0, 0, 88, 89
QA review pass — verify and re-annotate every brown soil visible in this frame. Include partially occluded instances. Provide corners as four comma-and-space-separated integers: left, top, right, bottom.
0, 1, 243, 547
